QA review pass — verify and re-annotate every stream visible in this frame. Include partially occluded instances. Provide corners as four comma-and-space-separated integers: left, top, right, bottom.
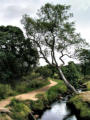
38, 98, 78, 120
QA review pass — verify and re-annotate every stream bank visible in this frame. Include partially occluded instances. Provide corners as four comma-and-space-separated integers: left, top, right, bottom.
38, 97, 77, 120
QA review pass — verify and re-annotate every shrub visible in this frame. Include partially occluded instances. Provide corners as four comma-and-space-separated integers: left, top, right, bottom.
62, 62, 80, 88
15, 72, 49, 94
35, 66, 53, 78
0, 84, 14, 99
15, 82, 28, 93
10, 99, 30, 120
22, 72, 40, 81
30, 100, 45, 111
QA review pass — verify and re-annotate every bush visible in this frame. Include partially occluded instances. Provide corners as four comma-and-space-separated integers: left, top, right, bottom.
0, 84, 14, 99
15, 72, 49, 94
15, 82, 28, 93
10, 99, 30, 120
62, 62, 80, 88
35, 66, 53, 78
30, 100, 45, 111
22, 72, 40, 81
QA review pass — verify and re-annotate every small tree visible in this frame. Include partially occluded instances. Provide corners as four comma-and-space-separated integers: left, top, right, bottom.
62, 62, 80, 88
77, 49, 90, 77
22, 3, 87, 93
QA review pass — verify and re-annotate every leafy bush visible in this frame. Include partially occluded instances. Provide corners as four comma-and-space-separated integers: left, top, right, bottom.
85, 81, 90, 91
15, 82, 28, 93
30, 100, 45, 111
46, 79, 67, 102
10, 99, 30, 120
0, 84, 14, 99
62, 62, 80, 88
35, 66, 53, 78
22, 72, 40, 81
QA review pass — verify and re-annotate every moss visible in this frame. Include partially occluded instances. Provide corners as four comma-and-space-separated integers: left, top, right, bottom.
69, 95, 90, 119
85, 81, 90, 91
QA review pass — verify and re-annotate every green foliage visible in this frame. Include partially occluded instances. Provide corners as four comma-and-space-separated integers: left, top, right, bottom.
36, 93, 49, 105
10, 99, 30, 120
0, 25, 38, 84
15, 72, 49, 93
62, 62, 80, 88
30, 79, 67, 111
35, 66, 53, 78
22, 3, 86, 67
0, 84, 14, 99
22, 72, 40, 81
77, 49, 90, 77
69, 95, 90, 118
22, 3, 86, 92
30, 100, 45, 111
47, 79, 67, 102
0, 114, 12, 120
0, 72, 49, 100
85, 81, 90, 91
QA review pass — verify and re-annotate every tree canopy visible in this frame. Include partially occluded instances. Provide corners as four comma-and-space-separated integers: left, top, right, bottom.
22, 3, 86, 66
0, 25, 38, 84
21, 3, 87, 93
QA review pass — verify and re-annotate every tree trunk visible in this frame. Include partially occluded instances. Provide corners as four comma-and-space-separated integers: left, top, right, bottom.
57, 67, 78, 94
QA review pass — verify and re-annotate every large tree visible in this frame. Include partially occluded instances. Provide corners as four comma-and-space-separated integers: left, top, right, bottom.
0, 25, 38, 83
22, 3, 87, 93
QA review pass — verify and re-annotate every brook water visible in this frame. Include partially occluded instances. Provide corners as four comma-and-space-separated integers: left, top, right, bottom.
38, 98, 77, 120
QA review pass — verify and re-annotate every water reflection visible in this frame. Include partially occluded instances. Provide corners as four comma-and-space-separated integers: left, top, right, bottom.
38, 100, 77, 120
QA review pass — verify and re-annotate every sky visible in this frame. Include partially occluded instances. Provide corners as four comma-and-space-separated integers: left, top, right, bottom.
0, 0, 90, 65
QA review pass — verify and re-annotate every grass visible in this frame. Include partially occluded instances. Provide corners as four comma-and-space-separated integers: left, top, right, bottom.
0, 114, 12, 120
3, 78, 67, 120
9, 99, 31, 120
84, 81, 90, 91
0, 72, 50, 100
69, 95, 90, 118
30, 78, 67, 111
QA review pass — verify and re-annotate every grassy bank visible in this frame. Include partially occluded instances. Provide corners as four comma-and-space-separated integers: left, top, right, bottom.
3, 78, 67, 120
68, 95, 90, 120
68, 81, 90, 120
84, 81, 90, 91
30, 79, 67, 112
0, 72, 49, 100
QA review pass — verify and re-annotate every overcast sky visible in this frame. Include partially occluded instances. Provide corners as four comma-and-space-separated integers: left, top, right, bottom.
0, 0, 90, 44
0, 0, 90, 65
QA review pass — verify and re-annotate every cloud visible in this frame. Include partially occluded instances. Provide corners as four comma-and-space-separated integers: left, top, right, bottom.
0, 0, 90, 43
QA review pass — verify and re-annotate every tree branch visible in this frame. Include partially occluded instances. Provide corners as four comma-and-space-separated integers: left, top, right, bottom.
31, 36, 52, 66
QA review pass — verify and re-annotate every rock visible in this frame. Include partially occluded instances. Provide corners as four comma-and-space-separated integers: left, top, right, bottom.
34, 114, 39, 119
0, 108, 11, 114
46, 105, 51, 109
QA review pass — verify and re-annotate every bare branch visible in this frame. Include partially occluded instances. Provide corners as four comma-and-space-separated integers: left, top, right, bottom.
31, 36, 52, 66
63, 54, 72, 58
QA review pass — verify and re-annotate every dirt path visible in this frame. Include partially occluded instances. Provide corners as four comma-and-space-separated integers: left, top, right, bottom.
0, 80, 57, 109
